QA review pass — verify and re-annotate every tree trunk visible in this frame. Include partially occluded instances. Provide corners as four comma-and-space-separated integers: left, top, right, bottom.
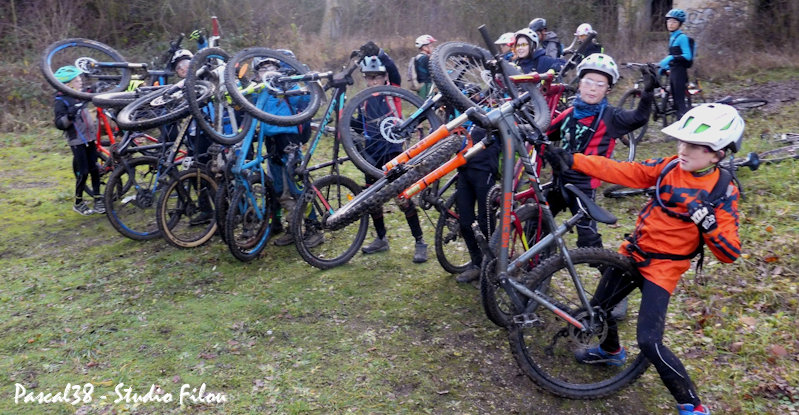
320, 0, 343, 40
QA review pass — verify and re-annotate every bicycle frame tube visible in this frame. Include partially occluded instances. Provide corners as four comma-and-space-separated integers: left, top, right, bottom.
383, 112, 470, 172
492, 103, 598, 329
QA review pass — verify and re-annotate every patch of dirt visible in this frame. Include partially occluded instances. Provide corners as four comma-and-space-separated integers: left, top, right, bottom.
711, 78, 799, 115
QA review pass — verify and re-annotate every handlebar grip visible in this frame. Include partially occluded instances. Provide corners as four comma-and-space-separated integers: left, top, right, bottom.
478, 25, 499, 57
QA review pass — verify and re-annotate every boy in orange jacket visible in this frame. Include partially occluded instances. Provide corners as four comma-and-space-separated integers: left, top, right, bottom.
545, 103, 745, 415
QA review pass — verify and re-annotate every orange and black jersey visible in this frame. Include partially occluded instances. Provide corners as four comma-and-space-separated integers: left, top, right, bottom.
572, 154, 741, 293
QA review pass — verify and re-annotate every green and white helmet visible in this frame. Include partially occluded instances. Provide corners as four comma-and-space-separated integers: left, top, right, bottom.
576, 53, 619, 85
662, 103, 745, 153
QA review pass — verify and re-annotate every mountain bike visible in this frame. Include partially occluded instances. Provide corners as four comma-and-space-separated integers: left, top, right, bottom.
212, 46, 442, 267
616, 63, 706, 150
41, 16, 222, 101
103, 114, 203, 241
438, 26, 653, 399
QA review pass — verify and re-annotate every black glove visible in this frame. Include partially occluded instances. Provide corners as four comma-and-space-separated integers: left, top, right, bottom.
641, 66, 657, 93
687, 201, 718, 233
359, 41, 380, 57
67, 101, 85, 120
544, 147, 574, 172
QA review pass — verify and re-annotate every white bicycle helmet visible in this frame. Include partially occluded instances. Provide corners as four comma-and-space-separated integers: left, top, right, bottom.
576, 53, 619, 85
575, 23, 594, 36
415, 34, 437, 49
495, 32, 515, 45
514, 28, 539, 49
171, 49, 194, 66
360, 55, 386, 74
661, 104, 745, 153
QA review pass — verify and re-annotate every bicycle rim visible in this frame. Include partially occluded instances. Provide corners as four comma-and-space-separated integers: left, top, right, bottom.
602, 184, 652, 199
340, 85, 443, 180
223, 47, 323, 126
157, 168, 218, 248
758, 143, 799, 165
225, 175, 274, 262
434, 192, 472, 274
616, 88, 647, 156
186, 47, 253, 145
104, 156, 163, 240
730, 98, 767, 110
292, 174, 369, 269
507, 248, 649, 399
117, 80, 213, 131
41, 38, 132, 101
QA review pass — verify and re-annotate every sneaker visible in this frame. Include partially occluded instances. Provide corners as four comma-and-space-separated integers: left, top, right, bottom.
413, 242, 428, 263
73, 201, 93, 216
189, 211, 213, 226
93, 198, 106, 214
303, 231, 324, 248
610, 297, 629, 321
362, 236, 389, 254
455, 266, 481, 283
676, 403, 710, 415
575, 345, 627, 366
273, 232, 295, 246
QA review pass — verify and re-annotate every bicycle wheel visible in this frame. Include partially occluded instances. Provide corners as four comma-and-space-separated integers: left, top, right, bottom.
616, 88, 647, 150
156, 167, 218, 248
225, 174, 276, 262
223, 47, 323, 126
340, 85, 443, 179
185, 47, 253, 145
480, 199, 553, 327
507, 248, 649, 399
325, 135, 463, 230
292, 174, 369, 269
602, 184, 654, 199
434, 192, 472, 274
116, 80, 213, 131
429, 41, 550, 130
104, 156, 169, 240
92, 87, 163, 109
41, 38, 132, 101
758, 143, 799, 165
728, 98, 768, 110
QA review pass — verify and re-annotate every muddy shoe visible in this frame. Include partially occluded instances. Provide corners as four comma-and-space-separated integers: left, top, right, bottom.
362, 236, 389, 254
189, 211, 213, 226
456, 266, 481, 283
303, 231, 324, 248
273, 232, 295, 246
73, 201, 93, 216
93, 198, 106, 214
413, 242, 428, 263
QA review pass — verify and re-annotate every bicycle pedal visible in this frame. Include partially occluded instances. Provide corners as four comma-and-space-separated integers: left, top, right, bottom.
513, 313, 542, 328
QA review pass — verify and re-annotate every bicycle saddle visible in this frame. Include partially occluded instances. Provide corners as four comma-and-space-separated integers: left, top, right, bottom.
564, 183, 617, 224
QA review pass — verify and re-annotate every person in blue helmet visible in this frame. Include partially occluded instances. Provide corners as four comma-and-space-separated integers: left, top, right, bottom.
53, 66, 104, 216
659, 8, 694, 119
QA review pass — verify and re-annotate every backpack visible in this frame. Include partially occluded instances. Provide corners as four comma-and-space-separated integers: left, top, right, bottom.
635, 159, 734, 273
407, 56, 421, 91
684, 35, 696, 68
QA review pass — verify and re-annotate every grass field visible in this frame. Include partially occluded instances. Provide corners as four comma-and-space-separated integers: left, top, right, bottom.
1, 78, 798, 414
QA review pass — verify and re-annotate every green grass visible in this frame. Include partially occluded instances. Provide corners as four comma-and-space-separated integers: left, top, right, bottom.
1, 90, 798, 414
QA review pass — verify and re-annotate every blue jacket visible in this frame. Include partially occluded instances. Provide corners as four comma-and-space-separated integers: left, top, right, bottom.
257, 87, 310, 137
659, 30, 692, 73
515, 49, 565, 74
